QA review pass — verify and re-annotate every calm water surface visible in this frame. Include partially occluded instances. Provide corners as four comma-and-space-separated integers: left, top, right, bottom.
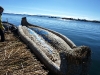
2, 14, 100, 75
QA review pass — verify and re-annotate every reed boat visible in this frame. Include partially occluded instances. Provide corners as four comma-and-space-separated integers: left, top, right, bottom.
18, 17, 91, 75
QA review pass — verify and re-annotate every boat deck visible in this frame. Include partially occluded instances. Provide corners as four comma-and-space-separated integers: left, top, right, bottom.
0, 30, 49, 75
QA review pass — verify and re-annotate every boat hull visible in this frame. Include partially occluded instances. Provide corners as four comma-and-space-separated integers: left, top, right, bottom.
17, 17, 91, 75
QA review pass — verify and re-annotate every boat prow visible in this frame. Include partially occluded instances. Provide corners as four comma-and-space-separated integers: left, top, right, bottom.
18, 17, 91, 75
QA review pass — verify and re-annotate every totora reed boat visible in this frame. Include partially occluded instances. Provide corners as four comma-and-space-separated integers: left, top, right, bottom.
17, 17, 91, 75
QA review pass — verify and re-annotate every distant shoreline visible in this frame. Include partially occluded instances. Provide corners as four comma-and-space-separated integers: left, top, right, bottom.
3, 13, 100, 23
61, 17, 100, 23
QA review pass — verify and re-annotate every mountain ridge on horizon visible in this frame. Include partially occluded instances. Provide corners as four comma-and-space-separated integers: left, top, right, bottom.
3, 12, 100, 23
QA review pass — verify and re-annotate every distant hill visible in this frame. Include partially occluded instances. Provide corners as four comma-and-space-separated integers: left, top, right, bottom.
3, 13, 100, 23
61, 17, 100, 23
3, 13, 60, 18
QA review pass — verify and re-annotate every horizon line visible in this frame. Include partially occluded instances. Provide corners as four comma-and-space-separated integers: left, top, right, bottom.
3, 12, 100, 22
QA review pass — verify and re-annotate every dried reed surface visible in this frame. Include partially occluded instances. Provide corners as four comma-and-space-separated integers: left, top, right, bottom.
0, 32, 48, 75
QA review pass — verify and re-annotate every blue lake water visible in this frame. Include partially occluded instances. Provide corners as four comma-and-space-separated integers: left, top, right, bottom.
2, 13, 100, 75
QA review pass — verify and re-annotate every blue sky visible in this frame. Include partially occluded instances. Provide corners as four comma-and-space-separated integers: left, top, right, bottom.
0, 0, 100, 20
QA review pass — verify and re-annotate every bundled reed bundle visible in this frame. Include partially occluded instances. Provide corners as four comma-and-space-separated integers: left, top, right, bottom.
64, 46, 91, 75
